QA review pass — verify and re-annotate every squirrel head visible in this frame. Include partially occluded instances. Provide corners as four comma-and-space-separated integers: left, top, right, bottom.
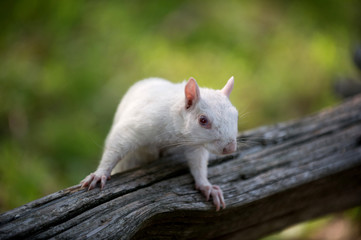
182, 77, 238, 155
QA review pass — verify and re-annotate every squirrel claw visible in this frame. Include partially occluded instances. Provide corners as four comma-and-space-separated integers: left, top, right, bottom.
80, 172, 110, 190
196, 184, 226, 211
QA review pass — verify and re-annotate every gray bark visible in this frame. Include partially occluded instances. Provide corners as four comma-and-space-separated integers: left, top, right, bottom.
1, 95, 361, 240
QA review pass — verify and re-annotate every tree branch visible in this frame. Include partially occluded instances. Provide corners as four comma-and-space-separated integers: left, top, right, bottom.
1, 95, 361, 240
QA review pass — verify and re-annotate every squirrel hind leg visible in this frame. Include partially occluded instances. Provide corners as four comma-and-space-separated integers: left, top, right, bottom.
112, 147, 160, 173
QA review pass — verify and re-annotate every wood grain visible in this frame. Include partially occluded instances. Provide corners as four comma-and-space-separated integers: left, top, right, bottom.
1, 95, 361, 240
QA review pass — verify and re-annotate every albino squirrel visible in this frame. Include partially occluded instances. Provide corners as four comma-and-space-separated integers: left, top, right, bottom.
81, 77, 238, 211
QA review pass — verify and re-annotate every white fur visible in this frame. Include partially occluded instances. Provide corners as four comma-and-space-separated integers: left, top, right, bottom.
81, 77, 238, 210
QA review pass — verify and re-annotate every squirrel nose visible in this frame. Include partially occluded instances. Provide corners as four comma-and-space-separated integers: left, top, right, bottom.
222, 141, 237, 154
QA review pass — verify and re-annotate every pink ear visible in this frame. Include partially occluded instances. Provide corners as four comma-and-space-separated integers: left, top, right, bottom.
185, 77, 200, 109
221, 76, 234, 98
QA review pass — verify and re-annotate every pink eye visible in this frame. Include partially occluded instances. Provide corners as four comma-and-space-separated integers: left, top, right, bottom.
199, 115, 211, 129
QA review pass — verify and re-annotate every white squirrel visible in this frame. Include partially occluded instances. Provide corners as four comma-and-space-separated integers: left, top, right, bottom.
81, 77, 238, 211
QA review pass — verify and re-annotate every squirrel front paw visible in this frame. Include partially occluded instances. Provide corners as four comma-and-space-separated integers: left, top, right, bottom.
196, 184, 226, 211
80, 170, 111, 190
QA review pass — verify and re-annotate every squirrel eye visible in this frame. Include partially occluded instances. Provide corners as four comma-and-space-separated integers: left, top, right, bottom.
199, 115, 211, 129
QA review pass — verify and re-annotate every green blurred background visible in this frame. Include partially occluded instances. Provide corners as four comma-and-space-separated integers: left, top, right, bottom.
0, 0, 360, 238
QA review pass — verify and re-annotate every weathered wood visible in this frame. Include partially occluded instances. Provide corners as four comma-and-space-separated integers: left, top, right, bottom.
1, 95, 361, 240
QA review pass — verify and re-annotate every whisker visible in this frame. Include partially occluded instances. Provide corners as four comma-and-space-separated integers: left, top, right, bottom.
238, 103, 251, 120
238, 111, 250, 120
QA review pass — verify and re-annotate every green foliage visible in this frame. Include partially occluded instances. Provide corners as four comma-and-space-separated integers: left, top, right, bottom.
0, 0, 360, 211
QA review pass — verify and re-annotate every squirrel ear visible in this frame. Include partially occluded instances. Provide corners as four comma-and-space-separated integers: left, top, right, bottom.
221, 76, 234, 98
185, 77, 200, 109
